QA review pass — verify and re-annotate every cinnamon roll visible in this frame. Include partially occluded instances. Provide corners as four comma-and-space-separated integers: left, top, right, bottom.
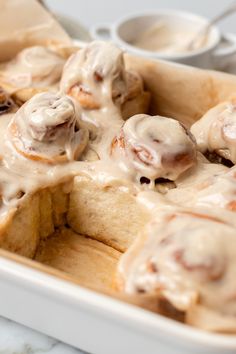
170, 165, 236, 211
0, 46, 65, 102
191, 99, 236, 164
60, 41, 150, 117
117, 208, 236, 331
7, 92, 88, 163
111, 114, 197, 182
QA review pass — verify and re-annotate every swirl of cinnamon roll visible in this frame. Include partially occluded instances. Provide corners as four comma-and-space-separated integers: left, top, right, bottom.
60, 41, 147, 113
111, 114, 197, 182
7, 92, 89, 163
191, 99, 236, 164
0, 46, 65, 91
117, 208, 236, 331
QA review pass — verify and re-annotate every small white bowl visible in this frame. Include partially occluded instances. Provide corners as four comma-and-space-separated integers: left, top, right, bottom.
91, 10, 236, 69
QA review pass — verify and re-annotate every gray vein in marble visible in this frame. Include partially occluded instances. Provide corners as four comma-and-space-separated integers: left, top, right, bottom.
0, 317, 86, 354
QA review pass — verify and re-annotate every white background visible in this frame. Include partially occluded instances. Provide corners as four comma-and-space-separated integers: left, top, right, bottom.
46, 0, 236, 33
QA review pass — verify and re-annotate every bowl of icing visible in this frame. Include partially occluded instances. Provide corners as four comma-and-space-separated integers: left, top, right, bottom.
91, 9, 236, 69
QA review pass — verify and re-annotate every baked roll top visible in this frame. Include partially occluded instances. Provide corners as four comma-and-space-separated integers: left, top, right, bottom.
117, 208, 236, 328
60, 41, 145, 111
0, 46, 65, 91
191, 99, 236, 164
7, 92, 88, 163
111, 114, 197, 182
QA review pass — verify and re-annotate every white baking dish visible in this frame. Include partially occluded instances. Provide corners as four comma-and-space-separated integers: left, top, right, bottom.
2, 55, 236, 354
0, 250, 235, 354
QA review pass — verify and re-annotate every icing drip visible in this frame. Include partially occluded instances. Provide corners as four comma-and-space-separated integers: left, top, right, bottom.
60, 41, 144, 140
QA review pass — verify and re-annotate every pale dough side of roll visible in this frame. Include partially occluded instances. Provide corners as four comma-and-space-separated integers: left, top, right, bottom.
0, 193, 40, 258
67, 175, 151, 252
0, 182, 71, 258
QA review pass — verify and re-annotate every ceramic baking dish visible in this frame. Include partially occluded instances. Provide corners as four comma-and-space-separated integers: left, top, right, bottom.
2, 52, 236, 353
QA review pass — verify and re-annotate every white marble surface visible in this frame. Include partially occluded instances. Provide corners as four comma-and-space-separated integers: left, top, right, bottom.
0, 316, 86, 354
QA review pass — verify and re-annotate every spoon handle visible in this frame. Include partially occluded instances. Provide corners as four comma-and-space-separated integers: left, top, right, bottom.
208, 2, 236, 27
188, 2, 236, 50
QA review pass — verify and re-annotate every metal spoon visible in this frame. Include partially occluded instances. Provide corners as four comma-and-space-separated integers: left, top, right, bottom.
186, 3, 236, 51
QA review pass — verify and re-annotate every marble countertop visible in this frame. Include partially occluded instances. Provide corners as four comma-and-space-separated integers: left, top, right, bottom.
0, 317, 86, 354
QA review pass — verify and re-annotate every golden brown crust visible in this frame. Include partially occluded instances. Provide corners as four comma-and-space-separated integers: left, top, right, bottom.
35, 227, 121, 291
